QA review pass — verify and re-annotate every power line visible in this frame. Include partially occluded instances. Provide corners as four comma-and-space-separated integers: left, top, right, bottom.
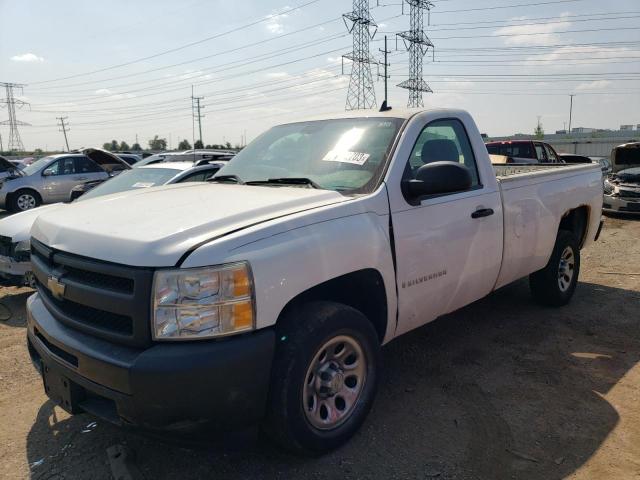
28, 0, 324, 85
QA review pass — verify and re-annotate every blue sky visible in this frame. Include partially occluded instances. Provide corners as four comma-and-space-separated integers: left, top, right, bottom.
1, 0, 639, 150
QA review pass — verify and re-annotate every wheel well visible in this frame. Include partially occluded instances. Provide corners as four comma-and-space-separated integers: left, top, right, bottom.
9, 188, 42, 203
559, 206, 589, 248
277, 269, 388, 343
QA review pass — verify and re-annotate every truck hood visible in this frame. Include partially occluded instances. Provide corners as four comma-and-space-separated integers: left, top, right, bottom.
31, 183, 348, 266
611, 166, 640, 185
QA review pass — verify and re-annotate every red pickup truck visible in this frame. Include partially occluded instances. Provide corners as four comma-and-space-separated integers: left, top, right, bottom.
486, 140, 562, 164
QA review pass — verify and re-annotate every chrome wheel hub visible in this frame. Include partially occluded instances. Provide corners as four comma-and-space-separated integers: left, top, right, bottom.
17, 194, 36, 210
303, 335, 366, 430
558, 246, 575, 292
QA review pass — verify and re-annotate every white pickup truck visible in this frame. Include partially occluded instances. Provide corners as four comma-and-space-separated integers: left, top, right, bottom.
26, 109, 603, 454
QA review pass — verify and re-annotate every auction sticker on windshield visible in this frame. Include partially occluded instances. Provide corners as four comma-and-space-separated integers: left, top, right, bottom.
131, 182, 155, 188
322, 150, 370, 165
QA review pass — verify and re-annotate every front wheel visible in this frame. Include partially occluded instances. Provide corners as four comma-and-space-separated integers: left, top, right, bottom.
264, 301, 380, 455
10, 190, 41, 212
529, 229, 580, 306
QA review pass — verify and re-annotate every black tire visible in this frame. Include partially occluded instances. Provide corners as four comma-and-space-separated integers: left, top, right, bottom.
263, 301, 381, 455
529, 229, 580, 306
10, 189, 41, 212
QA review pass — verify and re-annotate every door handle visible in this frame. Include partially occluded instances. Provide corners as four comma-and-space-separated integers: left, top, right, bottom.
471, 208, 494, 219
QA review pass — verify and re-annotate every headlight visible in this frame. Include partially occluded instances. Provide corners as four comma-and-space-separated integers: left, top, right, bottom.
152, 262, 254, 340
14, 239, 30, 253
603, 179, 615, 195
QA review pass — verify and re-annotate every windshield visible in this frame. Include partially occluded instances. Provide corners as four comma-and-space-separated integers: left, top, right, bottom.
79, 167, 181, 201
216, 118, 404, 193
22, 156, 55, 176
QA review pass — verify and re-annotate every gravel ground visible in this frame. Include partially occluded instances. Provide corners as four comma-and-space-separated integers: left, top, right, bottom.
0, 215, 638, 480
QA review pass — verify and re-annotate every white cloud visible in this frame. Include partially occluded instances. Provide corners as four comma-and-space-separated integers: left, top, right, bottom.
95, 88, 112, 95
576, 80, 612, 91
265, 71, 290, 79
11, 53, 44, 63
494, 13, 572, 46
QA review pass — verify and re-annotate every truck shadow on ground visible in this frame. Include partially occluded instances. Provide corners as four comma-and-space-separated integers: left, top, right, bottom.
25, 280, 640, 480
0, 288, 32, 327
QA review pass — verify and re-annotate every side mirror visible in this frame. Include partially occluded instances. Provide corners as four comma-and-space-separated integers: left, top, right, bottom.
404, 161, 472, 200
42, 168, 55, 177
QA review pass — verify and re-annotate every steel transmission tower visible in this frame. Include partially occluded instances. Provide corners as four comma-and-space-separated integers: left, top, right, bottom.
0, 82, 30, 152
397, 0, 434, 108
342, 0, 378, 110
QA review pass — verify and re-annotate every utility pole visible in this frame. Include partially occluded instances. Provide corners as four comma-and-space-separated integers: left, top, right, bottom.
191, 86, 204, 148
0, 132, 3, 152
378, 35, 391, 111
56, 116, 70, 151
568, 94, 575, 133
0, 82, 30, 152
397, 0, 435, 107
343, 0, 378, 110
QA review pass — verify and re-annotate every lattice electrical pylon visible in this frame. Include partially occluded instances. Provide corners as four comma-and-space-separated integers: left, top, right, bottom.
0, 82, 30, 152
342, 0, 378, 110
396, 0, 435, 108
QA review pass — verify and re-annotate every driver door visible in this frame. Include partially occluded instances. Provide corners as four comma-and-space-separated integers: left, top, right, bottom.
41, 157, 82, 202
389, 118, 503, 336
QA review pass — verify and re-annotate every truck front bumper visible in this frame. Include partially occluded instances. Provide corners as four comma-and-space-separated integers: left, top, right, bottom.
603, 194, 640, 214
26, 293, 275, 435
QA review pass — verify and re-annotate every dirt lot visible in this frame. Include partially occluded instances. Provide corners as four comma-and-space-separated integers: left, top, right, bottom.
0, 215, 639, 480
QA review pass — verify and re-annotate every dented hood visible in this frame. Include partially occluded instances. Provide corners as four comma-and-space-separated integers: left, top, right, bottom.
31, 182, 348, 267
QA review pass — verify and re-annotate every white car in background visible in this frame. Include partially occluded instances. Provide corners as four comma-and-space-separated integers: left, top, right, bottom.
0, 160, 224, 286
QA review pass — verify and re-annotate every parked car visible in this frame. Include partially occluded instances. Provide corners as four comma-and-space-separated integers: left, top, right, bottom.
115, 153, 142, 165
134, 150, 235, 167
485, 140, 563, 164
9, 159, 27, 170
595, 157, 612, 175
0, 160, 225, 286
0, 150, 130, 212
603, 142, 640, 214
26, 109, 602, 454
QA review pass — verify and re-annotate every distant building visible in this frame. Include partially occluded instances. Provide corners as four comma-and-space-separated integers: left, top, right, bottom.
555, 130, 567, 135
620, 125, 634, 131
571, 127, 595, 133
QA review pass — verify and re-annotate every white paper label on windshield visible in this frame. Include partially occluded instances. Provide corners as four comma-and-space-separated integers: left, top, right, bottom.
322, 150, 370, 165
131, 182, 155, 188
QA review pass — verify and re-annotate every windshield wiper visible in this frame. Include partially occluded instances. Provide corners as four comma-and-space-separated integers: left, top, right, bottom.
209, 174, 244, 184
245, 177, 322, 189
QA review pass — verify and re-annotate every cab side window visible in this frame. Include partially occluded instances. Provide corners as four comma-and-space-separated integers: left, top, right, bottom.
534, 143, 547, 162
544, 144, 559, 163
406, 118, 480, 188
46, 157, 76, 176
178, 170, 218, 183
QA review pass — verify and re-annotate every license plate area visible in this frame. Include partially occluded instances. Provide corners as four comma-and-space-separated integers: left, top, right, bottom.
42, 361, 85, 414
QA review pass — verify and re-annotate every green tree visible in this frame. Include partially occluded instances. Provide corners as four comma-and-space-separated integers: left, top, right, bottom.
225, 141, 232, 149
178, 139, 192, 150
194, 140, 204, 149
110, 139, 119, 151
119, 141, 130, 151
131, 142, 142, 151
534, 120, 544, 139
102, 142, 112, 151
148, 135, 167, 151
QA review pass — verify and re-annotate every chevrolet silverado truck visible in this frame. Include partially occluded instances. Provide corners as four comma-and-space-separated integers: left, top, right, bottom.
26, 109, 603, 454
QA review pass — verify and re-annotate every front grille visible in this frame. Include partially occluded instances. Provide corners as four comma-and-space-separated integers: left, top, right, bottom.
31, 238, 154, 347
37, 279, 133, 335
618, 189, 640, 199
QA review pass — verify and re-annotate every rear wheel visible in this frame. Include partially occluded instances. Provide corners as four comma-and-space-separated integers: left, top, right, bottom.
264, 301, 380, 455
529, 229, 580, 306
10, 190, 41, 212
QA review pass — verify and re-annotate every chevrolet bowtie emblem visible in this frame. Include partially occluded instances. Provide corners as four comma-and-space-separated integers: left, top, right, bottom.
47, 276, 66, 300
